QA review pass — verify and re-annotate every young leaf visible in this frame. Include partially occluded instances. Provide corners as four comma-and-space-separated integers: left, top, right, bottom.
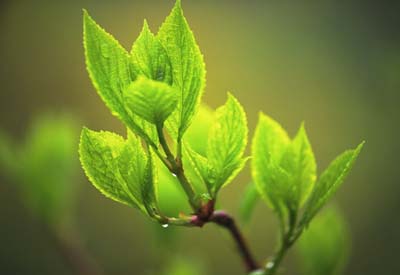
206, 93, 248, 195
184, 104, 214, 156
124, 76, 178, 125
251, 113, 291, 216
141, 148, 159, 217
131, 20, 173, 84
239, 182, 260, 224
83, 10, 156, 144
79, 127, 143, 209
300, 142, 364, 227
158, 0, 206, 138
117, 133, 150, 214
297, 207, 350, 275
279, 124, 316, 209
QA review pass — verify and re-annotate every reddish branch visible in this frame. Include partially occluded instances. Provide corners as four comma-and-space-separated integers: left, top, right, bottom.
190, 201, 260, 272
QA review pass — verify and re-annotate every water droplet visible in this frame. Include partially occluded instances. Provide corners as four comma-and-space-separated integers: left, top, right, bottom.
171, 173, 177, 177
266, 262, 274, 269
161, 224, 169, 228
100, 44, 110, 58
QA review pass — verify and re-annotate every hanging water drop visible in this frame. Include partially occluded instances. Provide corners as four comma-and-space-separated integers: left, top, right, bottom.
161, 223, 169, 228
171, 173, 177, 177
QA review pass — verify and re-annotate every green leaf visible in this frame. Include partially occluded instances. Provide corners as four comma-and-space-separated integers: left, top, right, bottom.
141, 148, 159, 217
83, 10, 156, 144
11, 115, 79, 225
124, 76, 178, 125
300, 142, 364, 227
183, 143, 210, 192
206, 93, 248, 195
279, 124, 316, 209
184, 104, 214, 156
157, 0, 206, 138
131, 20, 173, 84
251, 113, 291, 216
79, 127, 142, 209
297, 207, 350, 275
239, 182, 260, 224
117, 133, 150, 214
252, 114, 318, 221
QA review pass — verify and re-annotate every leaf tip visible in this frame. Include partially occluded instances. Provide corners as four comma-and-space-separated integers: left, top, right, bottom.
354, 140, 365, 155
142, 19, 150, 32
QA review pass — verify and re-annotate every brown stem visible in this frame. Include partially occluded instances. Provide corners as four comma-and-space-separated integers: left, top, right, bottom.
209, 210, 260, 272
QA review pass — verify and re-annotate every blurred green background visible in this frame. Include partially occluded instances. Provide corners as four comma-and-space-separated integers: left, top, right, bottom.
0, 0, 399, 274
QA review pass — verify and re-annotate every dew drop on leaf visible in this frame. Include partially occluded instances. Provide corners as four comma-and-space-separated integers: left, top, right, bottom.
161, 223, 169, 228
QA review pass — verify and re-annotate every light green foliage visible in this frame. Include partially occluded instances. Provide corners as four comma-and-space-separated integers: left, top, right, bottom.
124, 76, 178, 125
186, 94, 248, 197
300, 142, 364, 227
207, 94, 248, 194
184, 104, 214, 156
80, 1, 365, 273
297, 207, 350, 275
83, 10, 156, 145
0, 115, 78, 225
239, 182, 260, 224
158, 0, 206, 139
252, 112, 363, 230
251, 113, 290, 216
79, 128, 158, 218
252, 113, 316, 219
280, 124, 316, 209
131, 21, 173, 84
79, 128, 135, 207
82, 1, 208, 216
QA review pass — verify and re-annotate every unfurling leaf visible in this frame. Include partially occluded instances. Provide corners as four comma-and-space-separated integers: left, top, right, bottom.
185, 94, 248, 197
280, 124, 316, 210
251, 113, 292, 217
124, 76, 178, 125
131, 20, 173, 84
158, 0, 206, 139
206, 93, 248, 195
300, 142, 364, 227
297, 207, 350, 275
83, 10, 156, 145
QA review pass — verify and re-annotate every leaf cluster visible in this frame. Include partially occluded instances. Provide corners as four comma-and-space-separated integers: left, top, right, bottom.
81, 0, 248, 223
80, 1, 364, 274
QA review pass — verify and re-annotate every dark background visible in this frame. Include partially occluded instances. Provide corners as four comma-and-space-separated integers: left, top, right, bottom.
0, 0, 399, 274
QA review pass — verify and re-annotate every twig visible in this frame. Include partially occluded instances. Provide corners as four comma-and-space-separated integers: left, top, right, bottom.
210, 210, 260, 272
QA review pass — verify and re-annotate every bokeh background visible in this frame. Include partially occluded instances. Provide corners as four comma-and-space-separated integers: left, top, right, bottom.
1, 0, 399, 274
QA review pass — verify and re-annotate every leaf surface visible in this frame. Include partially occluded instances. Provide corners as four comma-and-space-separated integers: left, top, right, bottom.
157, 0, 206, 138
124, 77, 178, 125
300, 142, 364, 226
